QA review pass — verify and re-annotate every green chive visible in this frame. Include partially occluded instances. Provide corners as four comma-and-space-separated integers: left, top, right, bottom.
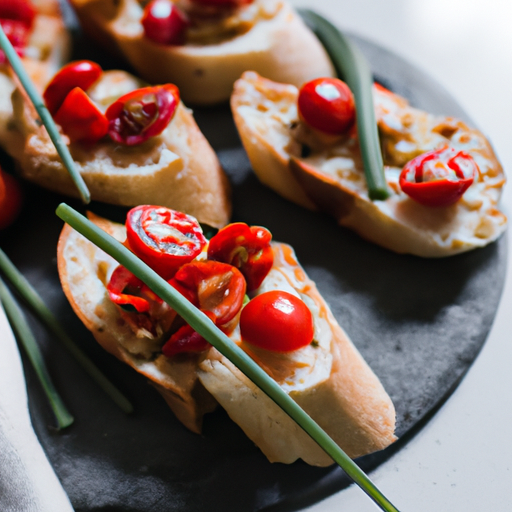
0, 26, 91, 204
56, 203, 400, 512
0, 248, 133, 414
0, 278, 74, 429
299, 9, 390, 201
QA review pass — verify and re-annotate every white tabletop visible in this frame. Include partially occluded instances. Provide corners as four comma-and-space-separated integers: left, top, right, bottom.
288, 0, 512, 510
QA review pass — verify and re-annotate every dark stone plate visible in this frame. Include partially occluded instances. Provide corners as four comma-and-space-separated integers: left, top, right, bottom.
0, 21, 506, 512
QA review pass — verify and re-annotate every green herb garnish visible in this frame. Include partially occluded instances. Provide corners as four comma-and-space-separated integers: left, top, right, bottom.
0, 278, 74, 429
0, 26, 91, 204
56, 203, 400, 512
0, 248, 133, 414
299, 9, 390, 201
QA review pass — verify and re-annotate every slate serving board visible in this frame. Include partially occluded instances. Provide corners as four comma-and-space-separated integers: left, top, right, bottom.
0, 23, 507, 512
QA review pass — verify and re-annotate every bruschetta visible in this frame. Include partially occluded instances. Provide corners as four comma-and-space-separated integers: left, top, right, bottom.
0, 0, 70, 144
1, 62, 231, 228
231, 72, 507, 257
57, 205, 396, 465
68, 0, 335, 105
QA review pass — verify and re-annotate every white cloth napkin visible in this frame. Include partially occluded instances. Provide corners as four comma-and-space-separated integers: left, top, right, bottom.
0, 306, 74, 512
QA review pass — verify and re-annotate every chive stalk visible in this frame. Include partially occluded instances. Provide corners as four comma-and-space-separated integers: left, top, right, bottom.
0, 248, 133, 414
0, 26, 90, 204
0, 278, 74, 429
299, 9, 390, 201
56, 203, 400, 512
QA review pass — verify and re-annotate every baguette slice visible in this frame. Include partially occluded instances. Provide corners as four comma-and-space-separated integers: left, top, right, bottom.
231, 72, 507, 257
57, 212, 218, 433
0, 0, 70, 144
68, 0, 335, 105
58, 213, 396, 465
3, 69, 231, 228
198, 242, 396, 465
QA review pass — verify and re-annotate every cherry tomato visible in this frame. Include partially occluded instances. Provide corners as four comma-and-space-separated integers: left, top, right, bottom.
207, 223, 273, 292
240, 291, 314, 352
125, 205, 207, 279
142, 0, 189, 45
399, 146, 477, 207
162, 319, 211, 357
298, 77, 355, 135
189, 0, 253, 7
0, 168, 23, 230
107, 265, 154, 313
170, 260, 246, 325
43, 60, 103, 115
53, 87, 109, 143
106, 84, 179, 145
0, 0, 35, 26
0, 19, 29, 63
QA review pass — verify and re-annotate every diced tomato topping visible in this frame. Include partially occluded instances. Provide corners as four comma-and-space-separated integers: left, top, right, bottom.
399, 146, 477, 207
43, 60, 103, 115
53, 87, 109, 143
106, 84, 180, 145
0, 0, 36, 64
207, 223, 273, 292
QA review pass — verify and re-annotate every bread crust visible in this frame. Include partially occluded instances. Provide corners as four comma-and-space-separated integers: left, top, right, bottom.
69, 0, 335, 105
231, 72, 507, 257
58, 214, 396, 464
2, 70, 231, 228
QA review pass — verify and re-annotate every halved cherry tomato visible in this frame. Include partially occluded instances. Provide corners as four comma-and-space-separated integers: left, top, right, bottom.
125, 205, 207, 279
0, 0, 35, 64
0, 0, 35, 26
399, 146, 477, 207
298, 77, 355, 135
53, 87, 109, 143
170, 260, 246, 325
162, 261, 246, 356
106, 84, 180, 145
189, 0, 253, 7
43, 60, 103, 115
142, 0, 189, 45
0, 167, 23, 230
240, 290, 314, 352
162, 323, 210, 357
207, 223, 273, 292
107, 265, 154, 313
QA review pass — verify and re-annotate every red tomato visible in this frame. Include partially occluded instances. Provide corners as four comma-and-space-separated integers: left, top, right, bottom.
189, 0, 253, 6
298, 77, 355, 135
162, 322, 211, 357
240, 291, 314, 352
170, 260, 246, 325
107, 265, 153, 313
53, 87, 109, 143
0, 168, 23, 230
142, 0, 189, 45
399, 146, 477, 207
207, 222, 273, 292
0, 0, 35, 26
125, 205, 207, 279
43, 60, 103, 115
106, 84, 180, 145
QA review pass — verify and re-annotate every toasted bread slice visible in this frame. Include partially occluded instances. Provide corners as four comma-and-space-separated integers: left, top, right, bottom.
0, 0, 70, 145
231, 72, 507, 257
2, 69, 231, 228
57, 212, 218, 433
58, 213, 396, 464
68, 0, 334, 105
